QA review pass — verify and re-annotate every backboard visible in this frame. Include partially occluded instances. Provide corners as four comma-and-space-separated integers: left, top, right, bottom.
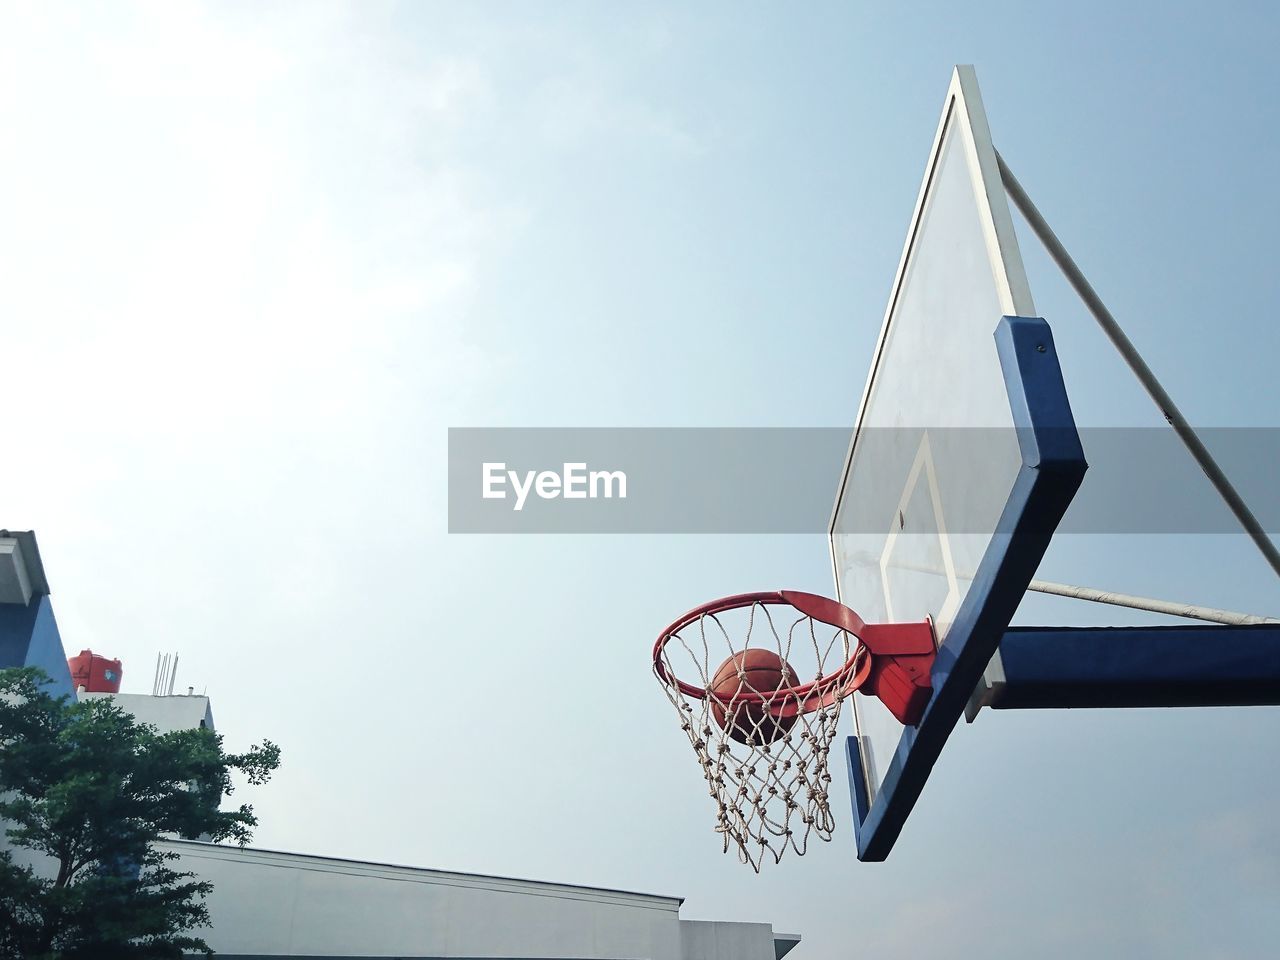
829, 66, 1086, 860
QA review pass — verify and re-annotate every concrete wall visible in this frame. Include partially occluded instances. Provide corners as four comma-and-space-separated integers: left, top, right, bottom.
78, 691, 215, 733
681, 920, 793, 960
160, 841, 796, 959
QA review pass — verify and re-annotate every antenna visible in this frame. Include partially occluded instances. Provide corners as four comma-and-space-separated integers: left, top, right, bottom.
151, 652, 180, 697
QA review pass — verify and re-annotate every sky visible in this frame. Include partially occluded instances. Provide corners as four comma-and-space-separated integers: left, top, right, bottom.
2, 2, 1279, 958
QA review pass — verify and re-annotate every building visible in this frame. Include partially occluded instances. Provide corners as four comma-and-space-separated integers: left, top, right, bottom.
159, 841, 799, 959
0, 530, 71, 691
78, 689, 216, 733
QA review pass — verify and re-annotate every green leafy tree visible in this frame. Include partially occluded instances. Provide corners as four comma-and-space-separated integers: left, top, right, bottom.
0, 667, 281, 959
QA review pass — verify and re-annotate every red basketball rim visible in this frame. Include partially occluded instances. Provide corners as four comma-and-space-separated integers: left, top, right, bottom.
652, 590, 874, 718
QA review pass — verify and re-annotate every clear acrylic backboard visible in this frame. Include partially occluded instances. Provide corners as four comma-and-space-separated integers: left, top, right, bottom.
829, 66, 1083, 860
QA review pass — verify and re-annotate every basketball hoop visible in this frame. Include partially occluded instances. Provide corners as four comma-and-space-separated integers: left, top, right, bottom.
653, 590, 935, 869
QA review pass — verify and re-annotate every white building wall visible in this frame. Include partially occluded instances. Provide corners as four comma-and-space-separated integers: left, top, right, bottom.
160, 841, 797, 959
77, 691, 215, 733
681, 920, 797, 960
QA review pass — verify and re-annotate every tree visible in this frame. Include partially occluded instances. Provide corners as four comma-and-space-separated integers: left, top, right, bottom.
0, 667, 281, 959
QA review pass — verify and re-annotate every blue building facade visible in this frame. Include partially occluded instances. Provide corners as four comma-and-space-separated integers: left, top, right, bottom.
0, 531, 73, 695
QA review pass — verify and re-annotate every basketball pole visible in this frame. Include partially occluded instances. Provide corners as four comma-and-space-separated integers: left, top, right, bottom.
996, 152, 1280, 580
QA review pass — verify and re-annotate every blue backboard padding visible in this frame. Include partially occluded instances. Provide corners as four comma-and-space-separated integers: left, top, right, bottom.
0, 596, 74, 696
994, 624, 1280, 709
846, 737, 872, 827
848, 315, 1087, 861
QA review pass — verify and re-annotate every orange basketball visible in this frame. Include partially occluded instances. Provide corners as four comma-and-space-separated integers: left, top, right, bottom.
708, 649, 801, 745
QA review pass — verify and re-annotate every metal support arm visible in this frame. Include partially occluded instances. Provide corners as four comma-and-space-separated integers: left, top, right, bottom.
998, 153, 1280, 579
991, 624, 1280, 710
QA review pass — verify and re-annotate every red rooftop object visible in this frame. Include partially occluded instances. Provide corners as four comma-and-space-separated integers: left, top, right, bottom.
68, 650, 123, 694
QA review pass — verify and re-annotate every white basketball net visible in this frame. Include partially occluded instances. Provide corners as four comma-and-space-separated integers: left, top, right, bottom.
654, 600, 862, 871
